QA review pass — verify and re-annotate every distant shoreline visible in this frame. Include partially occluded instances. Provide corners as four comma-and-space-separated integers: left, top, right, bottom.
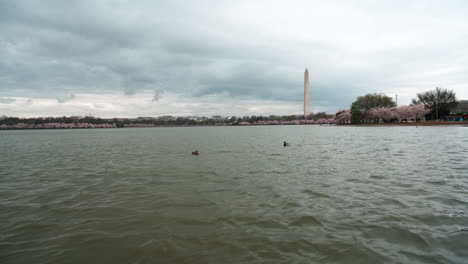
1, 121, 467, 130
340, 121, 467, 126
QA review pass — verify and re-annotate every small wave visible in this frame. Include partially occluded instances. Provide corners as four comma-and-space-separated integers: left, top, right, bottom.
346, 178, 364, 183
301, 189, 330, 198
247, 170, 263, 175
251, 219, 287, 229
290, 215, 323, 227
176, 218, 214, 227
426, 196, 468, 206
267, 170, 289, 175
395, 182, 413, 188
399, 250, 453, 264
376, 214, 408, 223
156, 201, 215, 209
426, 180, 447, 185
257, 201, 275, 208
362, 225, 429, 250
212, 188, 229, 192
283, 202, 301, 209
374, 198, 408, 208
369, 175, 386, 180
255, 250, 282, 260
452, 166, 468, 170
216, 150, 232, 153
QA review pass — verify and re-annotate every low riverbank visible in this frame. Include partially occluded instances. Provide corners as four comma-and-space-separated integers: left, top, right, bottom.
341, 121, 467, 126
1, 121, 466, 130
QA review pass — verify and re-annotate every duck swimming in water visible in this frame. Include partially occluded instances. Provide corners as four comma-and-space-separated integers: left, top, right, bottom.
192, 150, 199, 155
283, 141, 288, 147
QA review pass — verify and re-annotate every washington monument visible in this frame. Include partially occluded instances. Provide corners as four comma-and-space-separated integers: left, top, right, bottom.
304, 68, 310, 116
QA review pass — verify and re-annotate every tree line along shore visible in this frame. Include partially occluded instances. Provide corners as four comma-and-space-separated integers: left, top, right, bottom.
0, 113, 336, 129
335, 87, 467, 124
1, 87, 467, 129
1, 118, 466, 130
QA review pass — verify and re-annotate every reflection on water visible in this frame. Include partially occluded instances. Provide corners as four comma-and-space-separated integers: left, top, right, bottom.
1, 126, 467, 263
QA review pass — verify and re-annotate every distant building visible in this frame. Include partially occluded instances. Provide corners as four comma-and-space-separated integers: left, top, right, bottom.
137, 117, 156, 120
186, 116, 205, 121
450, 100, 468, 114
158, 115, 175, 121
211, 115, 223, 121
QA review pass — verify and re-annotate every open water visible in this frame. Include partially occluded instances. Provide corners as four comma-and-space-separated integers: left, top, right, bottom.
1, 126, 467, 263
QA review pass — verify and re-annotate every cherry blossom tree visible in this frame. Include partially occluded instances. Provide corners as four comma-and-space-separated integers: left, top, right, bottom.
365, 107, 397, 123
364, 108, 380, 123
380, 107, 397, 122
396, 105, 413, 121
411, 104, 430, 121
334, 110, 351, 124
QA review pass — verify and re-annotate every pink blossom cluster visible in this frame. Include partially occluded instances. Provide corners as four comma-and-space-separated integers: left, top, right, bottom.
238, 119, 335, 125
124, 123, 155, 127
0, 123, 116, 129
395, 104, 430, 121
334, 104, 430, 123
334, 110, 351, 124
365, 104, 430, 122
316, 118, 336, 124
257, 120, 282, 125
365, 107, 397, 122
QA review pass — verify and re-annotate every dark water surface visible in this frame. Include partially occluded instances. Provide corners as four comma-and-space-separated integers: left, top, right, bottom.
1, 126, 468, 263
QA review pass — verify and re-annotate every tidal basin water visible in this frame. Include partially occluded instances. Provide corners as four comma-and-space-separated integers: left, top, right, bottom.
1, 126, 468, 263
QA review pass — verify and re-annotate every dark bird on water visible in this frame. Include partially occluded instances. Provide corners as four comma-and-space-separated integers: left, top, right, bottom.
283, 141, 288, 147
192, 150, 199, 155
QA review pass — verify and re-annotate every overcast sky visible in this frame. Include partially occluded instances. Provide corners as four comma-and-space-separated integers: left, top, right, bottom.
1, 0, 467, 117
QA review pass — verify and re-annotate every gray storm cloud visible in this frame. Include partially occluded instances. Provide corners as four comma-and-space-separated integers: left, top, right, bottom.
1, 0, 468, 116
57, 94, 76, 103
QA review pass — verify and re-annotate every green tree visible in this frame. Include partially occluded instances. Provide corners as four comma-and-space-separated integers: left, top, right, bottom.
350, 93, 396, 123
411, 87, 457, 120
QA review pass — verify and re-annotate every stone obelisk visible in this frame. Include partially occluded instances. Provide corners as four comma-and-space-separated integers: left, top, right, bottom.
304, 68, 310, 116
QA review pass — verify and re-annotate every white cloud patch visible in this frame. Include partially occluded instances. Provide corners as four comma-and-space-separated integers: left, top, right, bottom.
0, 97, 16, 104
